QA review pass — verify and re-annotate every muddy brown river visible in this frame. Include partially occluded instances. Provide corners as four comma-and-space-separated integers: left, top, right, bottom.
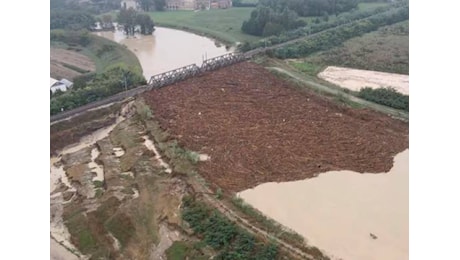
238, 150, 409, 260
95, 27, 233, 79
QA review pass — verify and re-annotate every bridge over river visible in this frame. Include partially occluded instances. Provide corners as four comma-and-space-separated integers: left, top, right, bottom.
50, 52, 251, 123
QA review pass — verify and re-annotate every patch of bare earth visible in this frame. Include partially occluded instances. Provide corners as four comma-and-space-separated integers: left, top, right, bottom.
50, 47, 96, 79
144, 61, 409, 192
318, 66, 409, 95
51, 109, 189, 259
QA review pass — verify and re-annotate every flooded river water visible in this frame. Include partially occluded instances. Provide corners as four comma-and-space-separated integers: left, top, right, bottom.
238, 150, 409, 260
94, 27, 233, 79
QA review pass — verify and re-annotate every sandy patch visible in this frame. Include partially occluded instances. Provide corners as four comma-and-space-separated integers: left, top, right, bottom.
142, 135, 172, 173
149, 224, 182, 260
238, 149, 408, 260
89, 147, 104, 182
50, 238, 80, 260
318, 66, 409, 95
113, 147, 125, 157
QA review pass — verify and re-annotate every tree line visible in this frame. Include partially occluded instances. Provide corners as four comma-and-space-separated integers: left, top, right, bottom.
270, 4, 408, 58
51, 0, 122, 15
50, 63, 145, 115
239, 0, 407, 51
241, 0, 362, 37
258, 0, 359, 17
117, 8, 155, 35
358, 87, 409, 111
242, 7, 306, 37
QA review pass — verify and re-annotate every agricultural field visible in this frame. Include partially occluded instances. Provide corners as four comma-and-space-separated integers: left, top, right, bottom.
298, 20, 409, 75
51, 48, 96, 80
50, 30, 142, 76
148, 8, 261, 44
144, 61, 409, 192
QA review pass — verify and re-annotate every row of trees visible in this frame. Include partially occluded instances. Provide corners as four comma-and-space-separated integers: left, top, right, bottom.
51, 10, 96, 30
51, 8, 156, 36
242, 7, 306, 37
358, 87, 409, 111
136, 0, 166, 11
50, 64, 145, 115
258, 0, 359, 17
51, 0, 123, 15
239, 1, 406, 51
117, 8, 156, 35
241, 0, 362, 37
270, 4, 408, 58
182, 196, 279, 259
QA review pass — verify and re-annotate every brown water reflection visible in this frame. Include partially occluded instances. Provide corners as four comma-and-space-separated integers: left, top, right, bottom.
95, 27, 233, 79
238, 150, 409, 260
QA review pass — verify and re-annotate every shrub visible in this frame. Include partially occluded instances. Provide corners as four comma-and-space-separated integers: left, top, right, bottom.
357, 87, 409, 111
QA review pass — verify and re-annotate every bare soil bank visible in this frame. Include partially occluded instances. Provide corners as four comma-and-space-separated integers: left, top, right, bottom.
144, 62, 409, 192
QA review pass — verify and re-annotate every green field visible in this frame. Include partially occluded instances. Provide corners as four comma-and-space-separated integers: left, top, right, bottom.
148, 8, 261, 44
299, 20, 409, 74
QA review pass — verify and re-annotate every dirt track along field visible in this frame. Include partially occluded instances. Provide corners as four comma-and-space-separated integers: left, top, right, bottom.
144, 62, 409, 192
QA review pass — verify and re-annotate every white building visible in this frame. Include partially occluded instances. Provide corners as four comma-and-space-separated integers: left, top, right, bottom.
121, 0, 139, 10
50, 78, 73, 93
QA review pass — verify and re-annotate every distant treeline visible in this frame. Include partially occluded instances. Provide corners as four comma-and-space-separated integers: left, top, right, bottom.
270, 4, 408, 58
233, 0, 258, 7
51, 0, 122, 14
241, 0, 362, 37
258, 0, 359, 17
51, 10, 96, 30
239, 1, 407, 51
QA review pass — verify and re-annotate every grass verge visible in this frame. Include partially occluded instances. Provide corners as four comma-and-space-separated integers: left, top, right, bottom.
148, 8, 261, 45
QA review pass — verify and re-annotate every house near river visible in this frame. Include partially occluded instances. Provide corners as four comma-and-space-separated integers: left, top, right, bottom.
50, 78, 73, 93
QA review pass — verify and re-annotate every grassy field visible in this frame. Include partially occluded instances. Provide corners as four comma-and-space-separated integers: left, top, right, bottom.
51, 30, 142, 75
295, 20, 409, 75
148, 8, 261, 44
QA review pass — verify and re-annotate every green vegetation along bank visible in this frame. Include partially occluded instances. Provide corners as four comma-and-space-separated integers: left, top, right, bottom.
50, 30, 144, 115
182, 196, 280, 259
270, 4, 408, 59
298, 20, 409, 75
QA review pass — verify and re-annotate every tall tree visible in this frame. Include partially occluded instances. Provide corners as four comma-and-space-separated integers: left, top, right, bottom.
117, 8, 156, 35
117, 7, 137, 35
135, 14, 155, 34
